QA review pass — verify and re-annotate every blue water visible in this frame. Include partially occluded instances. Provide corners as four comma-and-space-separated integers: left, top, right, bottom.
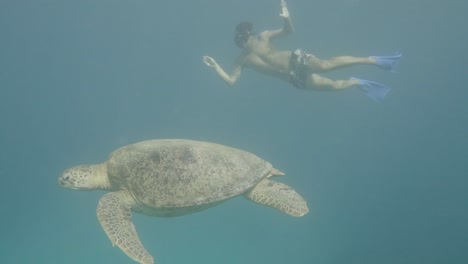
1, 0, 467, 263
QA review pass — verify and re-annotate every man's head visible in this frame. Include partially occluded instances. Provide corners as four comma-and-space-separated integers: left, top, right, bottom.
234, 22, 253, 49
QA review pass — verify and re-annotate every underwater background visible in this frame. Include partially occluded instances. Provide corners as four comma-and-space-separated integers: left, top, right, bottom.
1, 0, 467, 263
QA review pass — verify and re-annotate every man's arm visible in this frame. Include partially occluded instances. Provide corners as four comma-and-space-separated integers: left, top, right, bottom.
203, 56, 242, 86
261, 0, 294, 40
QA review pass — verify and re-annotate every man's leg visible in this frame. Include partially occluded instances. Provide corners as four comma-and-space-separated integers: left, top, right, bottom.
306, 74, 391, 102
306, 73, 360, 91
307, 56, 376, 72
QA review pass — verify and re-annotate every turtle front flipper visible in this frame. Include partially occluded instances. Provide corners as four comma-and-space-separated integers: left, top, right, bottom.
97, 191, 154, 264
244, 179, 309, 217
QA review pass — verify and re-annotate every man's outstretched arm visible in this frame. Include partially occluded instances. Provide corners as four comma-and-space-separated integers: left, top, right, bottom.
262, 0, 294, 40
203, 56, 241, 86
279, 0, 294, 34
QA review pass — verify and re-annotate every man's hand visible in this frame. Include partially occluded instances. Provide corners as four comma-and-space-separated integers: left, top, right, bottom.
203, 56, 218, 68
279, 0, 289, 19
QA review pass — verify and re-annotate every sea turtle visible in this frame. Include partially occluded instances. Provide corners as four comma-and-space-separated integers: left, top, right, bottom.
58, 139, 308, 264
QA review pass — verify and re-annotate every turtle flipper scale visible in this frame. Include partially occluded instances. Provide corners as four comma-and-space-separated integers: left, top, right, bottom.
97, 191, 154, 264
244, 178, 309, 217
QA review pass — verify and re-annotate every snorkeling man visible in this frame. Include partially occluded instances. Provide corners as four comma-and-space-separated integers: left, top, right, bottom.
203, 0, 401, 102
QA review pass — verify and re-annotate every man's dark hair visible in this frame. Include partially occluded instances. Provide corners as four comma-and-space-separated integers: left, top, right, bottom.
234, 22, 253, 48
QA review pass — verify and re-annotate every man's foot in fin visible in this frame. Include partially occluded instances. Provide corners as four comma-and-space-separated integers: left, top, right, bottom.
371, 52, 402, 71
351, 77, 391, 103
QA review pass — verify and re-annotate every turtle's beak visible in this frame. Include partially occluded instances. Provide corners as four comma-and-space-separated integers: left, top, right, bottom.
58, 172, 76, 189
58, 176, 66, 186
58, 174, 68, 187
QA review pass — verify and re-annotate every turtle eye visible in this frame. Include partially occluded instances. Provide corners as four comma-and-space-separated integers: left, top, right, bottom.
64, 175, 70, 181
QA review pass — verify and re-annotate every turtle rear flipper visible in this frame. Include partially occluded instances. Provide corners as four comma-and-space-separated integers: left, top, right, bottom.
97, 191, 154, 264
244, 179, 309, 217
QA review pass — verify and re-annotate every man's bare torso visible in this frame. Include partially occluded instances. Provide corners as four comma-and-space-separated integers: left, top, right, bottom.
240, 34, 292, 80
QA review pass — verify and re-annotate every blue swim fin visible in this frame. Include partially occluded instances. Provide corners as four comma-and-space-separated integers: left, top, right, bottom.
351, 77, 391, 103
371, 52, 402, 71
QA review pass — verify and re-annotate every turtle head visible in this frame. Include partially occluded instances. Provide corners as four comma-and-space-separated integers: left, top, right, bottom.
58, 164, 110, 191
